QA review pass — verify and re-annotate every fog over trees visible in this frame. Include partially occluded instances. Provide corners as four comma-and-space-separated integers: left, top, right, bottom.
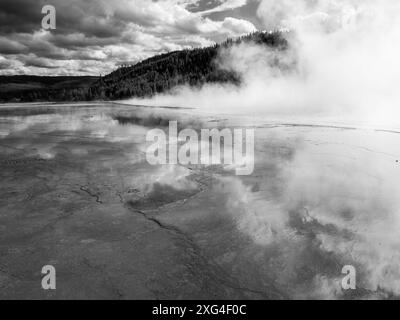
0, 31, 287, 103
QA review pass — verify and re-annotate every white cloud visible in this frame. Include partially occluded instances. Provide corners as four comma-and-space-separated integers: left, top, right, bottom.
0, 0, 257, 75
199, 0, 248, 14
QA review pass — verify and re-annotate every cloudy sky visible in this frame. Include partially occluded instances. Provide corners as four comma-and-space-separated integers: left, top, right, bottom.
0, 0, 266, 76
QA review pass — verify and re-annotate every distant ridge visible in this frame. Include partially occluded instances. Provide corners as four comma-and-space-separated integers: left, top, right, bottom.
0, 75, 98, 102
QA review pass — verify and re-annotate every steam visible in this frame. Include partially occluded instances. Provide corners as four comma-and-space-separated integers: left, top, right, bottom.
122, 1, 400, 297
209, 127, 400, 298
125, 0, 400, 129
4, 1, 400, 299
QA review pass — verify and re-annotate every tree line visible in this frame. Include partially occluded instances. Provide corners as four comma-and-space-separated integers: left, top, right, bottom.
0, 31, 288, 103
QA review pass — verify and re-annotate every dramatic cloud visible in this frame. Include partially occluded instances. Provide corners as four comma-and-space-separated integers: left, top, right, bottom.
0, 0, 256, 75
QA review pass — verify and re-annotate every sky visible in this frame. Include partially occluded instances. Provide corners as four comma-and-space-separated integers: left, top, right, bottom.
0, 0, 264, 76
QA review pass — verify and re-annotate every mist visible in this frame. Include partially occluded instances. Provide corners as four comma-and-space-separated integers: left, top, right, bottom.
121, 1, 400, 297
125, 0, 400, 129
209, 126, 400, 298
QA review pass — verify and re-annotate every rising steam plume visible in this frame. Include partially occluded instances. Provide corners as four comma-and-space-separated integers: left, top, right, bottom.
126, 0, 400, 129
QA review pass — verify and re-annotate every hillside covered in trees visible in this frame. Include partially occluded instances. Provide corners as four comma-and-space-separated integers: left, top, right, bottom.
0, 31, 287, 103
0, 76, 99, 102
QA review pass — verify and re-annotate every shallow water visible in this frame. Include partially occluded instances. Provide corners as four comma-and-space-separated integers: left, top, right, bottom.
0, 102, 399, 299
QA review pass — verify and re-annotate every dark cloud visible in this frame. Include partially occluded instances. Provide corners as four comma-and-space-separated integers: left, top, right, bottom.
0, 0, 256, 75
0, 59, 14, 70
0, 37, 28, 54
49, 33, 115, 49
186, 0, 224, 13
23, 56, 60, 69
0, 0, 43, 34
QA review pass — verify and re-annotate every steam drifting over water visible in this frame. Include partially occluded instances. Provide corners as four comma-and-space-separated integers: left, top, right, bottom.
125, 0, 400, 129
2, 0, 400, 301
121, 0, 400, 299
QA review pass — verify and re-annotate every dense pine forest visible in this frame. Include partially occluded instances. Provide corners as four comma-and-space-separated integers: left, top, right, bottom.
0, 31, 287, 103
0, 75, 99, 102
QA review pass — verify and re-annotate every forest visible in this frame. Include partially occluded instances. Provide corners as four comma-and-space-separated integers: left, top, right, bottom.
0, 31, 287, 103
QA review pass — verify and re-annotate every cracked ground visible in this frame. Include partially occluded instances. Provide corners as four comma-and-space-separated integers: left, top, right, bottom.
1, 102, 400, 299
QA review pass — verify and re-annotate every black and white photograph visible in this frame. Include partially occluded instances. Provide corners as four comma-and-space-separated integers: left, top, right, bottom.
0, 0, 400, 304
